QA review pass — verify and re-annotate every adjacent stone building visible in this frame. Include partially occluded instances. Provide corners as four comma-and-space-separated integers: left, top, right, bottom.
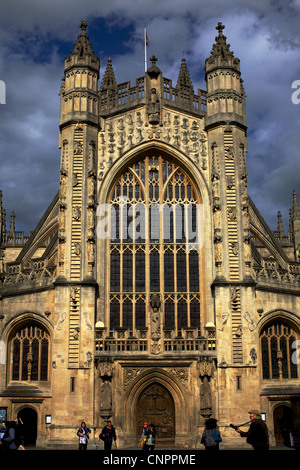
0, 21, 299, 449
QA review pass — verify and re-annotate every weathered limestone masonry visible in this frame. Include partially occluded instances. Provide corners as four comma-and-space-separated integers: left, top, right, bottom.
50, 20, 99, 445
0, 21, 299, 449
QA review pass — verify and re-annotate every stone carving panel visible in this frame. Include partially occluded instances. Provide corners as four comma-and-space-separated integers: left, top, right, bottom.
97, 109, 207, 184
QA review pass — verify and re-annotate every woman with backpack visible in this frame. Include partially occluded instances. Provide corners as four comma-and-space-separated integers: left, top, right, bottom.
201, 418, 222, 451
99, 420, 117, 451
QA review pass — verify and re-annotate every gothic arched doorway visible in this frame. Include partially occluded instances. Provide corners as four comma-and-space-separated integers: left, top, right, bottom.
273, 405, 294, 446
136, 383, 175, 445
17, 407, 38, 446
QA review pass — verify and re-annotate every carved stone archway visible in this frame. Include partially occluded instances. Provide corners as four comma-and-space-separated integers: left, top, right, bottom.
122, 366, 188, 447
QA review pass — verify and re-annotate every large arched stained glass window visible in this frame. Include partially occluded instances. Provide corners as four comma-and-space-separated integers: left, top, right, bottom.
10, 322, 50, 382
260, 320, 299, 380
106, 153, 203, 335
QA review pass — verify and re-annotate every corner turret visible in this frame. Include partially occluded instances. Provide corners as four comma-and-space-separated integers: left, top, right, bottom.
205, 22, 246, 129
59, 20, 100, 129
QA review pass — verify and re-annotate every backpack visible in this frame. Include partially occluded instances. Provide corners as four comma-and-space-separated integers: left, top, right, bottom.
213, 428, 222, 442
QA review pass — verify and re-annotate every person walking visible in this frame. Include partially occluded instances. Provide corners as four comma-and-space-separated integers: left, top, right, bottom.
201, 418, 222, 451
145, 423, 156, 451
0, 422, 7, 450
99, 421, 117, 451
235, 409, 269, 451
141, 422, 149, 450
16, 417, 25, 449
77, 421, 91, 450
2, 421, 18, 450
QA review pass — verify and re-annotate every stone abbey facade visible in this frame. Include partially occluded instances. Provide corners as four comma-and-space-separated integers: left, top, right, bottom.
0, 21, 300, 449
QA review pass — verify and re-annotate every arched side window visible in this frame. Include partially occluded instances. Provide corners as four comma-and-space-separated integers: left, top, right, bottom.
106, 154, 203, 336
260, 319, 299, 380
10, 322, 50, 382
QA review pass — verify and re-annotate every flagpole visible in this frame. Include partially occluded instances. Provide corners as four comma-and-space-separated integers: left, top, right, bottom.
144, 27, 147, 73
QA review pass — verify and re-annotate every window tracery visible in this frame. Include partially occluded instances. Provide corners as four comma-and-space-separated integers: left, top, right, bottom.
107, 154, 202, 336
260, 320, 298, 380
10, 322, 50, 382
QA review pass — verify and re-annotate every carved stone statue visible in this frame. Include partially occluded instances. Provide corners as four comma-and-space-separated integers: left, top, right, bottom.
101, 380, 112, 411
200, 376, 212, 417
148, 88, 160, 125
150, 310, 160, 336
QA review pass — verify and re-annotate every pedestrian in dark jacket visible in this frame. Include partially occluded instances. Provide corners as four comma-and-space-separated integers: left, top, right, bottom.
2, 421, 18, 450
99, 421, 116, 451
236, 409, 269, 451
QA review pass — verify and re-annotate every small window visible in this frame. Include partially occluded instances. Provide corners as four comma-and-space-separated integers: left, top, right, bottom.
71, 377, 75, 392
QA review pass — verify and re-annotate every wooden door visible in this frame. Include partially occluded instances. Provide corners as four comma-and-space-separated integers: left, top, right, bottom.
136, 383, 175, 444
273, 405, 294, 446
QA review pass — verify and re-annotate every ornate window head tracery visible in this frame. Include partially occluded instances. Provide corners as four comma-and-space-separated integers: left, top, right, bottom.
106, 153, 203, 336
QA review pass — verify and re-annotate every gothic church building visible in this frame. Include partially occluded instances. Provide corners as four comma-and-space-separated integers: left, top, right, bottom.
0, 21, 300, 448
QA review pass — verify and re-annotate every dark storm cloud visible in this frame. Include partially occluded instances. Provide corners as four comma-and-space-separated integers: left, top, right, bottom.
0, 50, 61, 231
0, 0, 300, 233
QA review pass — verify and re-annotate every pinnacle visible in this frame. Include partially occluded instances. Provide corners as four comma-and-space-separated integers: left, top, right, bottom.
80, 19, 88, 33
216, 22, 225, 35
100, 58, 117, 91
210, 21, 234, 59
277, 211, 284, 236
292, 189, 300, 218
176, 57, 193, 90
71, 20, 94, 57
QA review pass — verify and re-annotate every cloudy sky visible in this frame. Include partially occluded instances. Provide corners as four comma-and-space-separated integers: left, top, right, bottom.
0, 0, 300, 234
